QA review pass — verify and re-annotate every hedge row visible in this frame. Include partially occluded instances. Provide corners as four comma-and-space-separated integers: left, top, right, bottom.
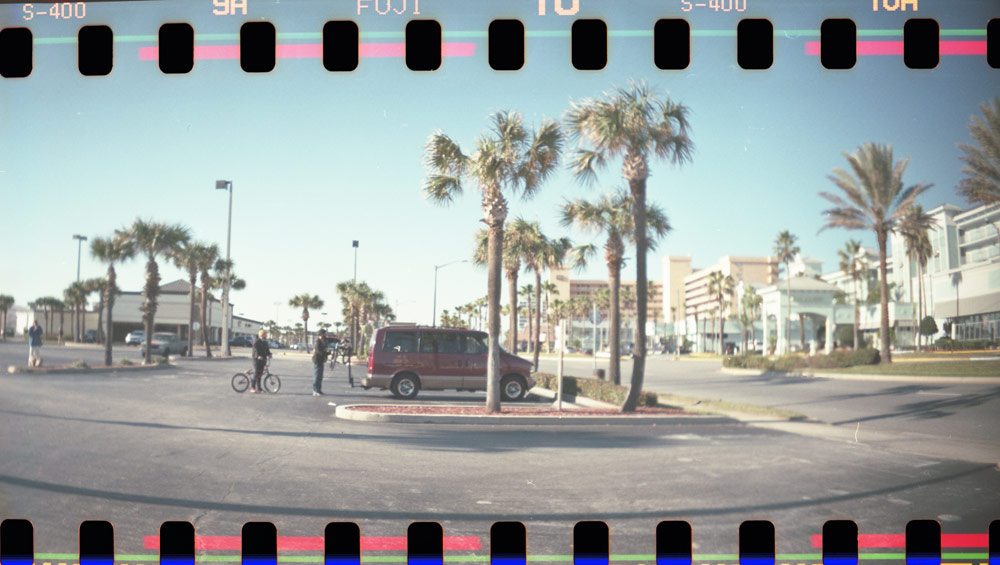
933, 337, 999, 351
723, 349, 880, 371
532, 373, 660, 407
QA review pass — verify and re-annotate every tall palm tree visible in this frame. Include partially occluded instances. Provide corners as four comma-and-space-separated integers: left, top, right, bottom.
196, 244, 221, 356
532, 236, 572, 369
707, 271, 735, 355
958, 98, 1000, 213
83, 277, 108, 343
540, 281, 559, 351
772, 231, 800, 355
566, 81, 693, 412
289, 293, 324, 352
739, 286, 762, 353
837, 239, 865, 350
424, 111, 563, 413
519, 284, 534, 355
562, 189, 671, 384
171, 241, 214, 357
473, 219, 539, 356
210, 257, 246, 352
63, 281, 88, 343
0, 294, 14, 342
820, 143, 931, 364
898, 204, 936, 350
129, 219, 192, 364
90, 233, 135, 365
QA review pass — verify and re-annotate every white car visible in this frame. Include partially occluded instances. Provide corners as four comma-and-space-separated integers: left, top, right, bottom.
125, 330, 145, 346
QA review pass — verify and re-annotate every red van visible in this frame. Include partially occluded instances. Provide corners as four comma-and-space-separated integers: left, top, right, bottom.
365, 325, 535, 400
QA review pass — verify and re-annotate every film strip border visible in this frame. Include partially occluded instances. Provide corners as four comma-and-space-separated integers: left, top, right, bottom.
0, 17, 999, 77
1, 520, 999, 565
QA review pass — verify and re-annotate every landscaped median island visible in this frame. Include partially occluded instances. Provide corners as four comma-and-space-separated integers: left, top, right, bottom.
7, 358, 173, 374
723, 349, 1000, 381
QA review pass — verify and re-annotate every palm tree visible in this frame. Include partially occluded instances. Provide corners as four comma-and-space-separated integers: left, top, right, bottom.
171, 241, 214, 357
128, 219, 192, 364
82, 278, 108, 344
0, 294, 14, 342
90, 233, 135, 365
707, 271, 735, 355
561, 189, 671, 384
540, 282, 559, 351
63, 281, 88, 343
196, 245, 221, 356
772, 231, 800, 355
958, 98, 1000, 213
519, 284, 534, 355
566, 81, 693, 412
289, 294, 324, 352
820, 143, 932, 363
424, 111, 563, 413
739, 286, 762, 353
898, 204, 936, 350
837, 239, 866, 350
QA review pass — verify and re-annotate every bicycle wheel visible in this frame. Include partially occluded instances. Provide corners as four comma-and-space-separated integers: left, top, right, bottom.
262, 372, 281, 394
231, 372, 250, 393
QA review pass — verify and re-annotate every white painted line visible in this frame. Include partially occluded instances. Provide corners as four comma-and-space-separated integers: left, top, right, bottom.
916, 391, 961, 397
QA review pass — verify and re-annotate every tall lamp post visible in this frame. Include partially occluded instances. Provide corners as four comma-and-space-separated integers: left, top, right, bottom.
432, 259, 469, 326
72, 234, 88, 282
216, 180, 234, 356
348, 240, 359, 387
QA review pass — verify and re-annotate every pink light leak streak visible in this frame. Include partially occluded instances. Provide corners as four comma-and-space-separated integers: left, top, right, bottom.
139, 42, 476, 61
808, 533, 988, 549
804, 40, 987, 56
143, 534, 482, 551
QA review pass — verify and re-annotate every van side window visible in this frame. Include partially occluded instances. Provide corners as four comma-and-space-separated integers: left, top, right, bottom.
436, 332, 463, 354
418, 332, 436, 353
465, 334, 488, 354
382, 331, 417, 353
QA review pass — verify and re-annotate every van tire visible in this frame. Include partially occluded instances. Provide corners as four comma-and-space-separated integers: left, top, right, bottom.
501, 374, 527, 402
391, 373, 421, 399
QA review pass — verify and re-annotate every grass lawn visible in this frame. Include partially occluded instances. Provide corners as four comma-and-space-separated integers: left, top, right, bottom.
820, 359, 1000, 377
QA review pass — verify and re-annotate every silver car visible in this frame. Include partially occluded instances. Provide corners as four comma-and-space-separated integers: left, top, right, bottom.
141, 332, 188, 357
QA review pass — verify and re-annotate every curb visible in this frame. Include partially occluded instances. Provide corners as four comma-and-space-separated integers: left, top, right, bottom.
333, 404, 729, 425
7, 362, 173, 375
720, 366, 1000, 384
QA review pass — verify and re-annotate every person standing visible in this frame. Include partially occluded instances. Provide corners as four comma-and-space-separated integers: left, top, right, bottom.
27, 320, 43, 367
251, 329, 272, 393
311, 328, 330, 396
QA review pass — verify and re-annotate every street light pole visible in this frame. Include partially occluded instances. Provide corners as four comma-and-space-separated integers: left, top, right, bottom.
72, 234, 88, 282
216, 180, 233, 356
432, 259, 469, 326
349, 240, 359, 387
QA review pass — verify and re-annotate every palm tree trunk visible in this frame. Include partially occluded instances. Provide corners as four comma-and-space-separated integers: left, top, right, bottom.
623, 174, 648, 413
525, 296, 533, 354
877, 229, 892, 363
104, 266, 116, 366
917, 262, 925, 351
799, 313, 806, 352
486, 223, 504, 413
57, 309, 63, 345
608, 264, 622, 386
143, 258, 159, 365
506, 270, 518, 353
852, 277, 859, 350
533, 272, 542, 371
720, 314, 727, 355
200, 283, 212, 357
908, 258, 917, 350
188, 273, 197, 357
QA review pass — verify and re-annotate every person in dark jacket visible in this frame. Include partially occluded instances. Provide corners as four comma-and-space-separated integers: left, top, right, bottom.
251, 329, 272, 393
311, 328, 330, 396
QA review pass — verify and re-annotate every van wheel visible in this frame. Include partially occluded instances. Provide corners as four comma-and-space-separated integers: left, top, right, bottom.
391, 373, 421, 399
501, 375, 527, 402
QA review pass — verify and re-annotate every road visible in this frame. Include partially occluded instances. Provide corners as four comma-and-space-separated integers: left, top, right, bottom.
0, 354, 997, 561
537, 355, 1000, 464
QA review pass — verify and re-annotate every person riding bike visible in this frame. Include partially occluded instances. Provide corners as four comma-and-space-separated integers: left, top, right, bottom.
251, 329, 273, 393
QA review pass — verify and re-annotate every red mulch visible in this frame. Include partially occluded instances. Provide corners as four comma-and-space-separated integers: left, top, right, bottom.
346, 405, 687, 416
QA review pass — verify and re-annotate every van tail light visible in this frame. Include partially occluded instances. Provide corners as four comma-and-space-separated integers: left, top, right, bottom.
367, 348, 374, 373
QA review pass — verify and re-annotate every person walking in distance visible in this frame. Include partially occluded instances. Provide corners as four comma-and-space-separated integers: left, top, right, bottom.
251, 329, 272, 393
311, 328, 330, 396
27, 320, 43, 367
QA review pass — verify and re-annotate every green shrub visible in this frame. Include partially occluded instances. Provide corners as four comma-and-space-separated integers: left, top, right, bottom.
532, 373, 659, 407
933, 337, 999, 351
70, 360, 90, 369
120, 358, 134, 366
723, 349, 879, 372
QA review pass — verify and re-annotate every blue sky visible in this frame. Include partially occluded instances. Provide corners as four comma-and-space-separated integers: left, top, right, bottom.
2, 0, 996, 327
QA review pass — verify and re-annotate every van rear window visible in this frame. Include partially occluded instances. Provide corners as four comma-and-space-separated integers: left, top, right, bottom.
382, 331, 417, 353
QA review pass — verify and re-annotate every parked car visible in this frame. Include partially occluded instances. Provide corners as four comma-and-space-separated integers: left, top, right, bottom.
83, 329, 98, 343
125, 330, 145, 346
229, 335, 253, 347
267, 339, 284, 349
141, 332, 188, 357
289, 343, 308, 350
364, 325, 534, 401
